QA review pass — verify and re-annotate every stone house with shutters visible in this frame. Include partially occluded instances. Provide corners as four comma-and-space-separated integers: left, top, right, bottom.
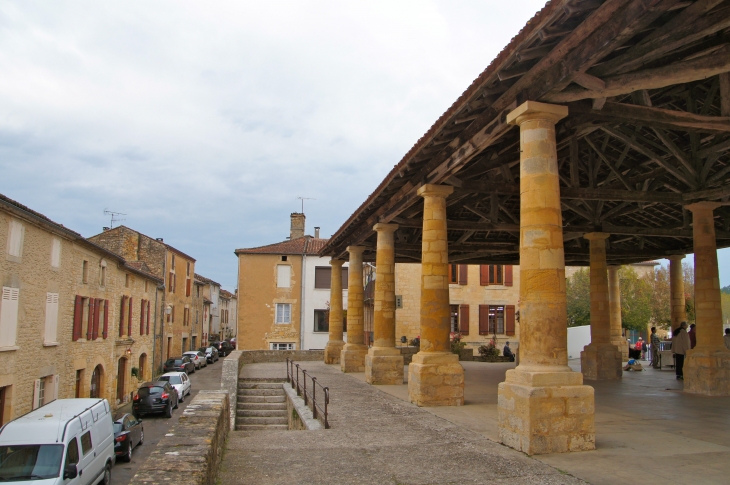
395, 262, 520, 356
218, 288, 237, 340
88, 226, 196, 363
194, 273, 220, 344
0, 194, 162, 424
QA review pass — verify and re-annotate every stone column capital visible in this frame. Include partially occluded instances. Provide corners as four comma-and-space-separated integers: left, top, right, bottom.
607, 265, 621, 271
417, 184, 454, 199
506, 100, 568, 126
685, 201, 722, 213
346, 245, 366, 256
329, 259, 344, 268
583, 232, 610, 242
667, 254, 686, 262
373, 223, 399, 233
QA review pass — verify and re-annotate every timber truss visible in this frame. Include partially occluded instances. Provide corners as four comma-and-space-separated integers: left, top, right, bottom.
320, 0, 730, 266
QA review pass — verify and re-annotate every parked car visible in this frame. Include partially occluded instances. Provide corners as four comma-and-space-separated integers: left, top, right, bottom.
158, 372, 192, 402
199, 346, 219, 363
133, 381, 179, 419
163, 356, 195, 374
113, 413, 144, 462
183, 351, 206, 369
211, 341, 233, 357
0, 399, 114, 484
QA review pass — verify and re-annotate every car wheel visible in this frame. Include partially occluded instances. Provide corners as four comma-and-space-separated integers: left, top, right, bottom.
125, 442, 133, 462
139, 429, 144, 445
165, 403, 173, 418
102, 462, 112, 485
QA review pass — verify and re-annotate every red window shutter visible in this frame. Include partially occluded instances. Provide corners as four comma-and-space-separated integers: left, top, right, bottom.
128, 297, 133, 336
140, 299, 145, 335
480, 265, 489, 286
504, 265, 513, 287
506, 305, 516, 336
448, 264, 456, 284
458, 265, 468, 285
459, 304, 469, 335
168, 272, 173, 291
86, 298, 95, 340
186, 278, 191, 297
173, 274, 176, 293
172, 306, 175, 323
102, 300, 109, 339
73, 295, 83, 341
91, 298, 100, 340
146, 301, 151, 335
478, 305, 489, 335
119, 296, 127, 337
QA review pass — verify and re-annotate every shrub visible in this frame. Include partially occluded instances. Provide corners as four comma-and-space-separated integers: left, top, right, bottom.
450, 332, 466, 354
478, 339, 499, 359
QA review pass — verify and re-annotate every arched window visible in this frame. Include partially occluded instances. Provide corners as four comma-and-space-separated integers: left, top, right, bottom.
90, 365, 103, 399
138, 353, 147, 381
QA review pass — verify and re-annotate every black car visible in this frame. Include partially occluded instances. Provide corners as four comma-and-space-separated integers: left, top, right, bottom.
199, 346, 219, 363
163, 356, 195, 374
114, 413, 144, 461
133, 381, 179, 418
211, 341, 232, 357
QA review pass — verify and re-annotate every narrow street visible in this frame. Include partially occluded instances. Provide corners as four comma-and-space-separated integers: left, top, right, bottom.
110, 359, 224, 485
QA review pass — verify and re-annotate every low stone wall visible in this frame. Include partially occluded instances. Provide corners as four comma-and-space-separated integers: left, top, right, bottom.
240, 349, 324, 364
283, 384, 324, 430
129, 390, 229, 485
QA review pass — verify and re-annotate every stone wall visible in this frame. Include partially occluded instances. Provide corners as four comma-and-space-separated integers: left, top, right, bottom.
129, 390, 230, 485
284, 384, 323, 430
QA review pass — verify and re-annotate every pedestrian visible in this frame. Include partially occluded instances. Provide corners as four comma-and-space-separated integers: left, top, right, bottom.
650, 326, 661, 369
503, 341, 515, 362
672, 321, 691, 380
724, 328, 730, 350
688, 323, 697, 349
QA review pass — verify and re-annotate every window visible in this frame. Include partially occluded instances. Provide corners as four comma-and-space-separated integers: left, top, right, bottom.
314, 266, 349, 289
448, 265, 468, 285
186, 261, 190, 276
125, 274, 130, 288
480, 265, 513, 286
281, 255, 287, 262
0, 287, 19, 348
314, 309, 328, 332
33, 375, 57, 409
489, 306, 505, 334
44, 292, 59, 345
186, 278, 191, 297
65, 438, 79, 466
82, 260, 88, 284
478, 305, 515, 335
270, 342, 294, 350
51, 238, 61, 267
450, 305, 459, 333
80, 431, 92, 455
277, 265, 291, 288
171, 254, 176, 270
100, 265, 106, 287
182, 337, 188, 352
275, 303, 291, 324
6, 219, 24, 258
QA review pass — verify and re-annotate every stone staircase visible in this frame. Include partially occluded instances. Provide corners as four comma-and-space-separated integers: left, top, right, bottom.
236, 378, 289, 431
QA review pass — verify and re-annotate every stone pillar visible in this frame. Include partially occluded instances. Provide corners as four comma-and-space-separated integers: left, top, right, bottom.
608, 266, 628, 362
365, 223, 404, 385
408, 184, 465, 406
684, 202, 730, 395
669, 255, 686, 332
580, 233, 622, 380
324, 259, 345, 364
498, 101, 595, 455
340, 246, 368, 372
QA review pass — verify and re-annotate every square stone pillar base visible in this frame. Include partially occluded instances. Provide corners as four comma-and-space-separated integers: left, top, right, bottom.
340, 344, 368, 373
408, 351, 464, 407
324, 340, 345, 365
498, 368, 595, 455
610, 337, 628, 362
684, 348, 730, 396
580, 343, 622, 380
365, 347, 404, 385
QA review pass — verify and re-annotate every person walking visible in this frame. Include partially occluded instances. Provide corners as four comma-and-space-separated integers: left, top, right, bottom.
688, 323, 697, 349
672, 321, 691, 380
650, 327, 661, 369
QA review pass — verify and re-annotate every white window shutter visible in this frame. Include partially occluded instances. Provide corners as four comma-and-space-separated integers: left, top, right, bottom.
277, 265, 291, 288
33, 379, 41, 410
7, 220, 24, 258
51, 239, 61, 267
53, 375, 60, 401
0, 287, 19, 347
44, 293, 59, 344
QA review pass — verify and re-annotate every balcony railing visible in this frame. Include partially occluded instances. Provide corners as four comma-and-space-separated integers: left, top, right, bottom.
286, 359, 330, 429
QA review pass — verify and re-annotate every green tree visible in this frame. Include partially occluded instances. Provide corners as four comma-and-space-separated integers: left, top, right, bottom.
649, 266, 671, 330
566, 268, 590, 327
618, 266, 653, 332
683, 263, 695, 325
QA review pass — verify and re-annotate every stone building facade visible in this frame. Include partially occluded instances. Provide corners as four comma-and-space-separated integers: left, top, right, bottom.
88, 226, 196, 363
195, 273, 220, 343
0, 194, 162, 424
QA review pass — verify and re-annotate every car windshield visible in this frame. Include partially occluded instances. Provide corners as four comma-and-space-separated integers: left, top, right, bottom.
0, 444, 63, 481
159, 375, 182, 385
138, 386, 164, 396
113, 423, 123, 433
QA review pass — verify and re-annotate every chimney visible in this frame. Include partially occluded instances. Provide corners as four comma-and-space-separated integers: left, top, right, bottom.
156, 238, 164, 242
290, 213, 305, 239
314, 227, 320, 238
103, 227, 110, 232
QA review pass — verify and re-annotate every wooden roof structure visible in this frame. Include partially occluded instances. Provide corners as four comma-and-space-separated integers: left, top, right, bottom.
320, 0, 730, 266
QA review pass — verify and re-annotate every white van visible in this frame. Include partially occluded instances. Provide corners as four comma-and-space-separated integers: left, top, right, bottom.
0, 398, 114, 484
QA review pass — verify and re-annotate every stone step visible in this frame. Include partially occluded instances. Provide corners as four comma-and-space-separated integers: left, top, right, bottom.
237, 416, 288, 425
237, 402, 287, 411
237, 388, 285, 397
235, 424, 289, 431
239, 395, 286, 404
237, 409, 287, 418
238, 377, 288, 383
238, 382, 285, 390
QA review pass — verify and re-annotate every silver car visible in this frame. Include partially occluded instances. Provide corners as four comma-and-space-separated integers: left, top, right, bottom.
158, 372, 192, 402
183, 351, 206, 369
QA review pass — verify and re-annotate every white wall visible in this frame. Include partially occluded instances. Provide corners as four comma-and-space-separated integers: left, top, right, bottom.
567, 325, 591, 360
301, 255, 348, 350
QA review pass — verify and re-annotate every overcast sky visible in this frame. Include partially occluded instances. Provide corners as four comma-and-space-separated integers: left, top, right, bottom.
1, 0, 728, 291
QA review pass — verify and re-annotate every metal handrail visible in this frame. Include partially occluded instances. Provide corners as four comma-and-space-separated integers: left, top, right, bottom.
286, 359, 330, 429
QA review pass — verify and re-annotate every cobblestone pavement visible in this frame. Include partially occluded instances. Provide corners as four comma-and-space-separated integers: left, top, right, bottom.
219, 362, 586, 485
110, 359, 224, 485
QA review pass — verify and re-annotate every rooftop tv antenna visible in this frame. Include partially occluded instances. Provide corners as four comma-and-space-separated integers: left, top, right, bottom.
103, 209, 126, 229
296, 196, 315, 214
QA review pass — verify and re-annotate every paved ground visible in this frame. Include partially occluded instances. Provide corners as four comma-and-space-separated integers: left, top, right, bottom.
220, 362, 588, 485
110, 358, 223, 485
